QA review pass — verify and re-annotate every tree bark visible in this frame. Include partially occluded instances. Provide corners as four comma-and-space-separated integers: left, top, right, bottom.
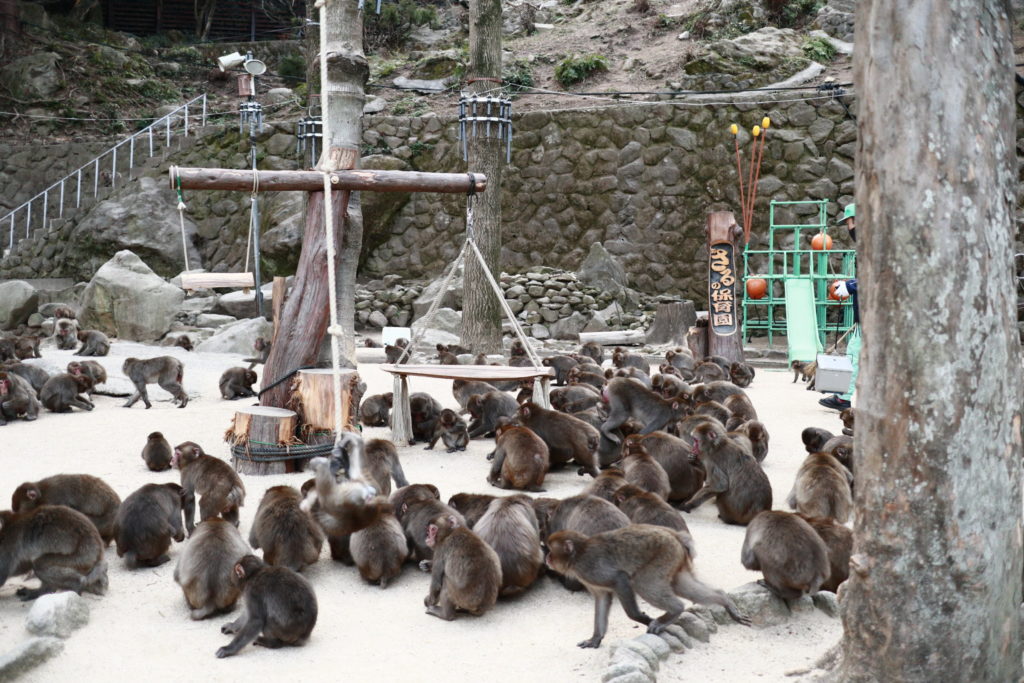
645, 301, 697, 345
460, 0, 504, 354
194, 0, 217, 39
838, 2, 1022, 681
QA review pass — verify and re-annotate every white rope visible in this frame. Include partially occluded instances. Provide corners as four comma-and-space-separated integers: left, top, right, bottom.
396, 240, 469, 364
244, 171, 258, 272
177, 201, 190, 271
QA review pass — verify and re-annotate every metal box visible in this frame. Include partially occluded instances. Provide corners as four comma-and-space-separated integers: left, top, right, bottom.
815, 353, 854, 393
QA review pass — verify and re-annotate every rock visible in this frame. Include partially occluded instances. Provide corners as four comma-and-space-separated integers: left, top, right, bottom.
531, 324, 550, 339
682, 27, 806, 90
602, 662, 647, 682
727, 581, 815, 626
658, 633, 686, 653
602, 673, 652, 683
393, 76, 448, 93
812, 591, 840, 617
0, 280, 39, 330
264, 87, 294, 104
367, 310, 389, 329
608, 650, 655, 679
38, 302, 77, 318
363, 96, 387, 114
634, 634, 670, 659
195, 313, 237, 329
610, 640, 660, 670
25, 593, 90, 638
579, 243, 629, 292
66, 177, 203, 278
678, 611, 712, 641
196, 317, 273, 355
79, 251, 184, 341
405, 328, 460, 346
217, 283, 275, 319
0, 637, 64, 680
549, 311, 589, 340
412, 307, 462, 336
413, 269, 463, 319
0, 52, 62, 100
27, 312, 44, 327
179, 296, 219, 315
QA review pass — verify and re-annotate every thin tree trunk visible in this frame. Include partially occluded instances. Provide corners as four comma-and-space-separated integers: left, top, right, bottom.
838, 2, 1022, 680
460, 0, 503, 354
194, 0, 217, 40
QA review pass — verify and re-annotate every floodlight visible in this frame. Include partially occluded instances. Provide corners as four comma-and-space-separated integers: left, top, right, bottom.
243, 58, 267, 76
217, 52, 245, 72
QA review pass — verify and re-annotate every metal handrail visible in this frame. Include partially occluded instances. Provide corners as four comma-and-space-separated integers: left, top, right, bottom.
2, 94, 208, 253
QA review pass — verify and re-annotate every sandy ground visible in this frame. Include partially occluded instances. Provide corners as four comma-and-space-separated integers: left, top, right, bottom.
0, 340, 842, 682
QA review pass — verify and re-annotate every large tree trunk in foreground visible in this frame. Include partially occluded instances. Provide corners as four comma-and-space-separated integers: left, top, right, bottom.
460, 0, 504, 354
839, 2, 1022, 680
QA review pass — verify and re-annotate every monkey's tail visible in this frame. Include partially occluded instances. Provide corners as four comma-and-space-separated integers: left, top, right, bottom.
91, 389, 131, 398
227, 486, 245, 507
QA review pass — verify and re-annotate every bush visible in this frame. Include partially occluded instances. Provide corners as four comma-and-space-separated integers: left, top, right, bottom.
554, 54, 608, 86
503, 59, 534, 93
802, 36, 836, 62
364, 0, 437, 52
761, 0, 822, 28
278, 52, 306, 84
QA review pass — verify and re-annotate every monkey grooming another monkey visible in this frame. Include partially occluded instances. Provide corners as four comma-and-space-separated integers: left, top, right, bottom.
466, 391, 518, 438
215, 555, 318, 658
786, 452, 854, 523
446, 493, 497, 529
620, 435, 671, 501
0, 369, 40, 424
474, 495, 544, 597
425, 409, 470, 452
681, 422, 772, 525
487, 423, 549, 492
249, 486, 323, 572
67, 360, 107, 397
0, 505, 109, 600
174, 519, 251, 620
123, 356, 188, 408
12, 474, 121, 546
517, 402, 600, 477
600, 378, 686, 444
74, 330, 110, 356
391, 484, 465, 566
423, 514, 502, 620
219, 367, 258, 400
173, 442, 246, 533
741, 510, 830, 604
546, 525, 749, 648
142, 432, 173, 471
114, 483, 186, 568
349, 508, 408, 588
795, 513, 853, 592
359, 392, 393, 427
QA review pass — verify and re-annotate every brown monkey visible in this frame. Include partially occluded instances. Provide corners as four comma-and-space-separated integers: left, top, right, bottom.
384, 338, 409, 364
586, 469, 628, 501
141, 431, 173, 471
571, 353, 600, 368
174, 336, 194, 352
436, 348, 460, 365
302, 456, 389, 544
360, 392, 393, 427
820, 434, 854, 472
690, 380, 745, 406
542, 494, 631, 553
786, 452, 853, 523
570, 404, 608, 431
219, 367, 257, 400
542, 355, 579, 386
632, 432, 706, 505
474, 495, 543, 597
3, 360, 49, 395
654, 372, 689, 399
249, 486, 324, 572
612, 349, 651, 374
451, 379, 499, 412
795, 513, 853, 592
409, 392, 442, 444
600, 377, 686, 444
426, 408, 469, 452
74, 329, 110, 356
741, 511, 831, 603
487, 423, 549, 491
51, 305, 76, 320
729, 361, 755, 388
53, 318, 79, 350
517, 402, 600, 477
174, 519, 251, 620
362, 438, 409, 498
12, 474, 121, 545
423, 514, 502, 620
39, 373, 94, 412
620, 435, 671, 500
215, 555, 318, 658
612, 485, 694, 555
114, 483, 186, 568
665, 348, 695, 376
173, 442, 245, 533
550, 384, 601, 413
13, 335, 41, 359
693, 400, 732, 426
702, 355, 732, 373
67, 360, 106, 397
509, 340, 528, 358
391, 483, 465, 566
467, 391, 518, 438
579, 341, 605, 365
437, 343, 471, 356
839, 407, 855, 436
801, 427, 834, 454
790, 360, 815, 384
607, 366, 653, 388
350, 508, 408, 587
123, 356, 188, 408
681, 422, 772, 525
731, 420, 769, 464
446, 493, 496, 528
723, 393, 758, 426
0, 505, 108, 600
0, 369, 41, 424
546, 525, 749, 648
567, 366, 606, 391
243, 337, 272, 369
692, 360, 726, 383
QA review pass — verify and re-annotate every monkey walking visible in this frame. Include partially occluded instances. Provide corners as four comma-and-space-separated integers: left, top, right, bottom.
123, 356, 188, 409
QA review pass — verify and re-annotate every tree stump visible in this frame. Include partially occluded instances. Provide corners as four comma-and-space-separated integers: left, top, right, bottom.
228, 406, 298, 475
645, 300, 697, 345
290, 368, 359, 443
687, 322, 708, 359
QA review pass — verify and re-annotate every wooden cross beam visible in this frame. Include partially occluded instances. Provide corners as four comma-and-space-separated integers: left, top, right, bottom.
169, 166, 487, 195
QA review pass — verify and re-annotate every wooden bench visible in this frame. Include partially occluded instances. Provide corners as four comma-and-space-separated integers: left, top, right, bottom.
380, 364, 556, 444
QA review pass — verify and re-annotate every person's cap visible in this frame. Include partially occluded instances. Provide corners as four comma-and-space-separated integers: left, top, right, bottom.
837, 203, 855, 224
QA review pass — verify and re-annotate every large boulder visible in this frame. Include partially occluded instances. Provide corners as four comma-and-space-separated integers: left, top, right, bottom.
196, 317, 273, 355
66, 177, 203, 278
0, 280, 39, 330
217, 281, 277, 319
260, 192, 304, 275
412, 307, 462, 336
79, 250, 184, 341
413, 268, 464, 319
0, 52, 61, 100
681, 27, 808, 90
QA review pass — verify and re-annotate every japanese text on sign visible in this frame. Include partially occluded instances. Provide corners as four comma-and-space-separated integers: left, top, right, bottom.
708, 245, 738, 335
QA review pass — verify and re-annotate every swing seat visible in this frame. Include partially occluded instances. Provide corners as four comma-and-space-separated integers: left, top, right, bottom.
380, 364, 555, 382
179, 272, 256, 290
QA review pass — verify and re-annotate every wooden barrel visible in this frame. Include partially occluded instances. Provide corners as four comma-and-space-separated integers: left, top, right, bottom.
289, 368, 360, 441
228, 406, 298, 475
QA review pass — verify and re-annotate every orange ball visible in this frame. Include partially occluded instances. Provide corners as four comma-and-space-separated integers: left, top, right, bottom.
811, 232, 833, 250
746, 278, 768, 300
828, 280, 849, 301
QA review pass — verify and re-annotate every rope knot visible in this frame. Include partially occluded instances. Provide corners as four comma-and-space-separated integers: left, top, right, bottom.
327, 325, 344, 337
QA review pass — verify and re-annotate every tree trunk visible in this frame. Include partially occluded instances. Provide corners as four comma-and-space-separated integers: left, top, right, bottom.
194, 0, 217, 39
460, 0, 504, 354
838, 3, 1022, 681
0, 0, 18, 54
645, 301, 697, 345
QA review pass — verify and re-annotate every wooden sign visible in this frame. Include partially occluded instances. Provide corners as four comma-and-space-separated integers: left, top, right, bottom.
703, 211, 745, 362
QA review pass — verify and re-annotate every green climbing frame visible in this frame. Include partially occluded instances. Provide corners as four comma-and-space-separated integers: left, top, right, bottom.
741, 199, 857, 347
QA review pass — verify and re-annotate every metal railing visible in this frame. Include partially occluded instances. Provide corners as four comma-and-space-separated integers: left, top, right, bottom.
1, 94, 208, 254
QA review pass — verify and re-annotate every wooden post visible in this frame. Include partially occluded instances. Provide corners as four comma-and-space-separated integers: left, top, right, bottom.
228, 406, 298, 475
705, 211, 745, 363
271, 276, 286, 340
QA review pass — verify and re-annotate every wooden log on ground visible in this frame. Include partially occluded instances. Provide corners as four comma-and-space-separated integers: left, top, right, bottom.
228, 406, 298, 475
290, 368, 359, 441
171, 166, 487, 194
578, 330, 646, 346
644, 301, 697, 345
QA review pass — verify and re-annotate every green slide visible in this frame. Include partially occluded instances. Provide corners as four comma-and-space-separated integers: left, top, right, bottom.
785, 278, 823, 363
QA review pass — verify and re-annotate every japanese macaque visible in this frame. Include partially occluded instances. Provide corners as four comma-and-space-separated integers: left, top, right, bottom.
741, 511, 831, 603
391, 484, 464, 566
123, 356, 188, 408
426, 409, 470, 453
173, 442, 245, 533
215, 555, 318, 658
141, 431, 173, 471
542, 355, 579, 386
249, 486, 324, 572
600, 378, 686, 443
114, 483, 186, 567
12, 474, 121, 545
546, 525, 749, 648
579, 341, 605, 365
467, 391, 518, 438
360, 392, 393, 427
620, 435, 671, 500
244, 337, 271, 369
612, 349, 651, 375
75, 329, 110, 356
487, 423, 549, 492
174, 519, 251, 620
681, 422, 772, 525
0, 370, 40, 424
473, 495, 543, 597
349, 508, 408, 588
219, 367, 257, 400
53, 318, 79, 350
517, 402, 600, 477
423, 514, 502, 620
39, 373, 94, 413
786, 452, 853, 523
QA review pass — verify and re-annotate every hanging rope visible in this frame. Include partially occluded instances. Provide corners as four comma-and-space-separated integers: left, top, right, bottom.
244, 170, 259, 273
175, 176, 190, 271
